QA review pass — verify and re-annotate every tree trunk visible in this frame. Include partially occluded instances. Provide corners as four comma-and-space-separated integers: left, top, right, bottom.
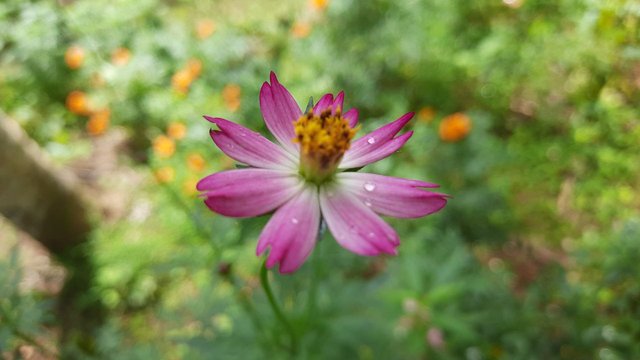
0, 113, 92, 254
1, 113, 105, 356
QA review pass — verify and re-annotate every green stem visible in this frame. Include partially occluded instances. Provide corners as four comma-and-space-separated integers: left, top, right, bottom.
259, 261, 298, 355
305, 245, 320, 322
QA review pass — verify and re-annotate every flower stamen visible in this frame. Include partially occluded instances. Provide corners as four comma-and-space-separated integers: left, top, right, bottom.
293, 108, 357, 183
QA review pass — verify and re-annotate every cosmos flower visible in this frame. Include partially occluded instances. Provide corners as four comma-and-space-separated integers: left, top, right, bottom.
111, 47, 131, 66
65, 45, 85, 70
439, 112, 471, 142
86, 108, 110, 136
198, 72, 448, 273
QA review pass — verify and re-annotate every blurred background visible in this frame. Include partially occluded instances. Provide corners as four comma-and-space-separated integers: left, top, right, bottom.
1, 0, 639, 358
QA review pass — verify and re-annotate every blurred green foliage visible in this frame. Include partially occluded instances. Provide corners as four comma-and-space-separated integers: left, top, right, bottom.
1, 0, 640, 358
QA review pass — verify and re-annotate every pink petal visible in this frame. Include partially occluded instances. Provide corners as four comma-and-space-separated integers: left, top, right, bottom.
337, 173, 448, 218
259, 72, 302, 155
205, 116, 297, 170
332, 91, 345, 113
344, 108, 359, 128
340, 131, 413, 169
341, 112, 414, 169
256, 186, 320, 274
197, 169, 302, 218
312, 92, 357, 127
313, 93, 334, 114
319, 186, 400, 256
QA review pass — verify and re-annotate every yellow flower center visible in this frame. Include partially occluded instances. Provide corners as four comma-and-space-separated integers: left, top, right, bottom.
293, 109, 357, 183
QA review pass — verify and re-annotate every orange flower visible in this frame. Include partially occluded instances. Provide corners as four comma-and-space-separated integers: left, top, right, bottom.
309, 0, 329, 11
439, 112, 472, 142
65, 45, 85, 70
66, 91, 91, 115
172, 69, 194, 94
187, 58, 203, 78
182, 178, 199, 196
196, 19, 216, 40
222, 84, 241, 112
111, 47, 131, 66
86, 108, 110, 136
291, 21, 311, 38
154, 166, 175, 184
418, 107, 436, 123
153, 135, 176, 158
187, 153, 206, 172
167, 121, 187, 140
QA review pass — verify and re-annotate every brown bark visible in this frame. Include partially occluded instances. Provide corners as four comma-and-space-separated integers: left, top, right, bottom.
0, 113, 92, 254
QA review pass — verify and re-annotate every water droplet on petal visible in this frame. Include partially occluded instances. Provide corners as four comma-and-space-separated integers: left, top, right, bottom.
291, 218, 299, 224
367, 137, 376, 144
367, 232, 376, 238
363, 182, 376, 192
364, 200, 372, 207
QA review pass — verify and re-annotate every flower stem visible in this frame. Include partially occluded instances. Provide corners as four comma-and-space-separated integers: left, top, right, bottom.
259, 261, 298, 355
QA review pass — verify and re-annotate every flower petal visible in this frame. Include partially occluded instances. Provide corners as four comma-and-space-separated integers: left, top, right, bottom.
332, 91, 345, 113
344, 108, 359, 128
320, 186, 399, 256
259, 72, 302, 154
257, 186, 320, 273
337, 172, 448, 218
313, 93, 334, 114
341, 112, 414, 169
205, 116, 297, 169
197, 169, 302, 218
340, 131, 413, 169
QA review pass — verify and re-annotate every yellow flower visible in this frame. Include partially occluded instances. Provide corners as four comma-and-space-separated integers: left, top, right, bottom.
153, 135, 176, 158
187, 153, 206, 172
439, 112, 472, 142
167, 121, 187, 140
172, 69, 194, 94
87, 108, 110, 136
154, 166, 175, 184
309, 0, 329, 11
222, 84, 241, 112
111, 47, 131, 66
66, 91, 91, 115
65, 45, 85, 70
418, 107, 436, 123
196, 19, 216, 40
291, 21, 312, 39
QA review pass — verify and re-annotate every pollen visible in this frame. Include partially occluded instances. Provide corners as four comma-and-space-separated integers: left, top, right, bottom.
293, 109, 357, 182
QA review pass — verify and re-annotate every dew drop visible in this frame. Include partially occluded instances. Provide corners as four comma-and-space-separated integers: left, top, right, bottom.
291, 218, 299, 224
363, 182, 376, 192
367, 137, 376, 144
367, 232, 376, 238
364, 200, 372, 207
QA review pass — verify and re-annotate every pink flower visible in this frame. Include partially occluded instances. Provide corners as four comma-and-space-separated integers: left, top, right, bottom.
198, 72, 448, 273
